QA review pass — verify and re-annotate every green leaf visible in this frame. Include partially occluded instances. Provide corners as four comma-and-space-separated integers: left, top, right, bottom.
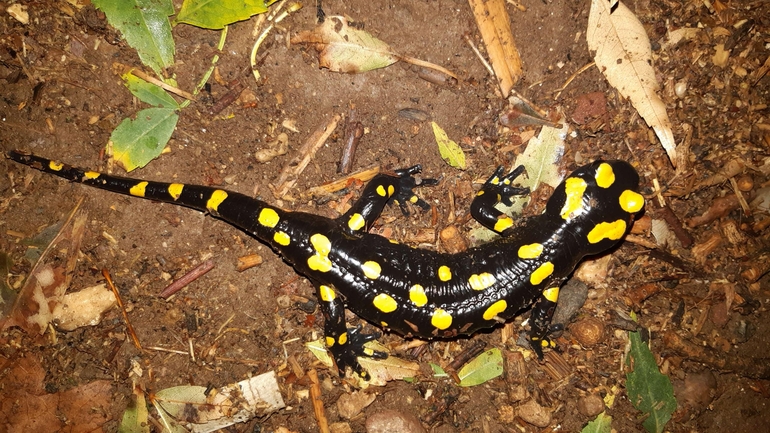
122, 73, 179, 108
430, 362, 448, 377
110, 107, 178, 171
93, 0, 175, 76
431, 121, 466, 170
176, 0, 278, 29
118, 391, 150, 433
581, 412, 612, 433
457, 348, 503, 387
122, 73, 178, 108
626, 331, 677, 433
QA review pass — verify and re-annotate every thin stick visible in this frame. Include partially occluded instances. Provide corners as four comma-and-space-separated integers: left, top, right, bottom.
103, 268, 143, 350
159, 258, 215, 298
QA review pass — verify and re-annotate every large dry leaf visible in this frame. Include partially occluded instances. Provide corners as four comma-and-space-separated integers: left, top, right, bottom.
292, 16, 456, 78
0, 205, 88, 334
587, 0, 677, 166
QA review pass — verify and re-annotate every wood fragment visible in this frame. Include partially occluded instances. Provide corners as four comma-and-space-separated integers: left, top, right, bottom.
687, 195, 742, 227
308, 369, 330, 433
468, 0, 522, 96
338, 112, 364, 174
159, 259, 215, 298
237, 254, 264, 272
304, 165, 381, 198
102, 268, 142, 350
655, 203, 694, 248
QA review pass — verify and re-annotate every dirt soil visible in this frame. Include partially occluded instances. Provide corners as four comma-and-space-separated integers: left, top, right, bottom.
2, 0, 770, 432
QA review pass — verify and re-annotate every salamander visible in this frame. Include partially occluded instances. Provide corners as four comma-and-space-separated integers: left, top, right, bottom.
6, 150, 644, 379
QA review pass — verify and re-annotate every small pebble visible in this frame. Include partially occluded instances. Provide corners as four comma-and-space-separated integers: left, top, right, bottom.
577, 393, 605, 417
517, 399, 551, 428
366, 409, 426, 433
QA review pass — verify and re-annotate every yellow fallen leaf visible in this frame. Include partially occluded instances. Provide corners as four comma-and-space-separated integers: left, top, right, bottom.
587, 0, 677, 166
432, 122, 466, 170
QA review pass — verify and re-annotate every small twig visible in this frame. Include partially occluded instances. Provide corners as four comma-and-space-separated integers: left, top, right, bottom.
464, 34, 494, 77
102, 268, 143, 350
251, 1, 303, 83
273, 114, 342, 199
552, 62, 595, 99
159, 258, 215, 298
145, 346, 188, 355
113, 62, 195, 101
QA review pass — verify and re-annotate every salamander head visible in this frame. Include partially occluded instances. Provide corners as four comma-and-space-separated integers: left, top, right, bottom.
546, 160, 644, 255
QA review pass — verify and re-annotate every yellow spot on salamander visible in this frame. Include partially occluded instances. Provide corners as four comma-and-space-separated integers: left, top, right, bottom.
431, 308, 453, 330
348, 213, 366, 231
307, 255, 332, 272
490, 177, 500, 185
373, 293, 398, 313
494, 216, 514, 233
129, 181, 149, 197
84, 171, 100, 180
388, 185, 395, 196
518, 243, 543, 259
310, 234, 331, 255
409, 284, 427, 307
560, 177, 587, 220
326, 336, 335, 347
258, 208, 280, 228
48, 160, 63, 171
206, 190, 228, 212
319, 285, 336, 302
530, 262, 554, 285
362, 261, 382, 279
273, 231, 291, 246
438, 265, 452, 282
469, 273, 496, 291
543, 287, 559, 303
595, 162, 615, 188
376, 185, 387, 197
476, 190, 484, 196
619, 190, 644, 213
168, 183, 184, 200
409, 195, 419, 203
483, 300, 507, 321
338, 332, 348, 345
587, 220, 627, 244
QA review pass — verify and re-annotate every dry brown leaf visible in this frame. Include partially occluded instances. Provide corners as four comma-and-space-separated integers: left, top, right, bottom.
0, 356, 112, 432
1, 205, 87, 334
587, 0, 677, 166
292, 16, 456, 79
468, 0, 522, 96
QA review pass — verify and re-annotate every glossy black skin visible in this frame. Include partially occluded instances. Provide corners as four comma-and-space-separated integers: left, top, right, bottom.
7, 150, 641, 379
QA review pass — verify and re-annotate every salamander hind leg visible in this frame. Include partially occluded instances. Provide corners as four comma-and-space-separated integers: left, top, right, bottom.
316, 284, 387, 380
528, 284, 562, 359
471, 165, 530, 235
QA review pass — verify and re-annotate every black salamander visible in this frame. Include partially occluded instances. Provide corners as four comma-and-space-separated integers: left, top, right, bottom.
6, 150, 644, 379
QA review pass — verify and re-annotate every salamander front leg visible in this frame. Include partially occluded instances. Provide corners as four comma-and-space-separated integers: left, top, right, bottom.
339, 165, 437, 234
528, 285, 561, 359
471, 165, 529, 235
317, 284, 387, 380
